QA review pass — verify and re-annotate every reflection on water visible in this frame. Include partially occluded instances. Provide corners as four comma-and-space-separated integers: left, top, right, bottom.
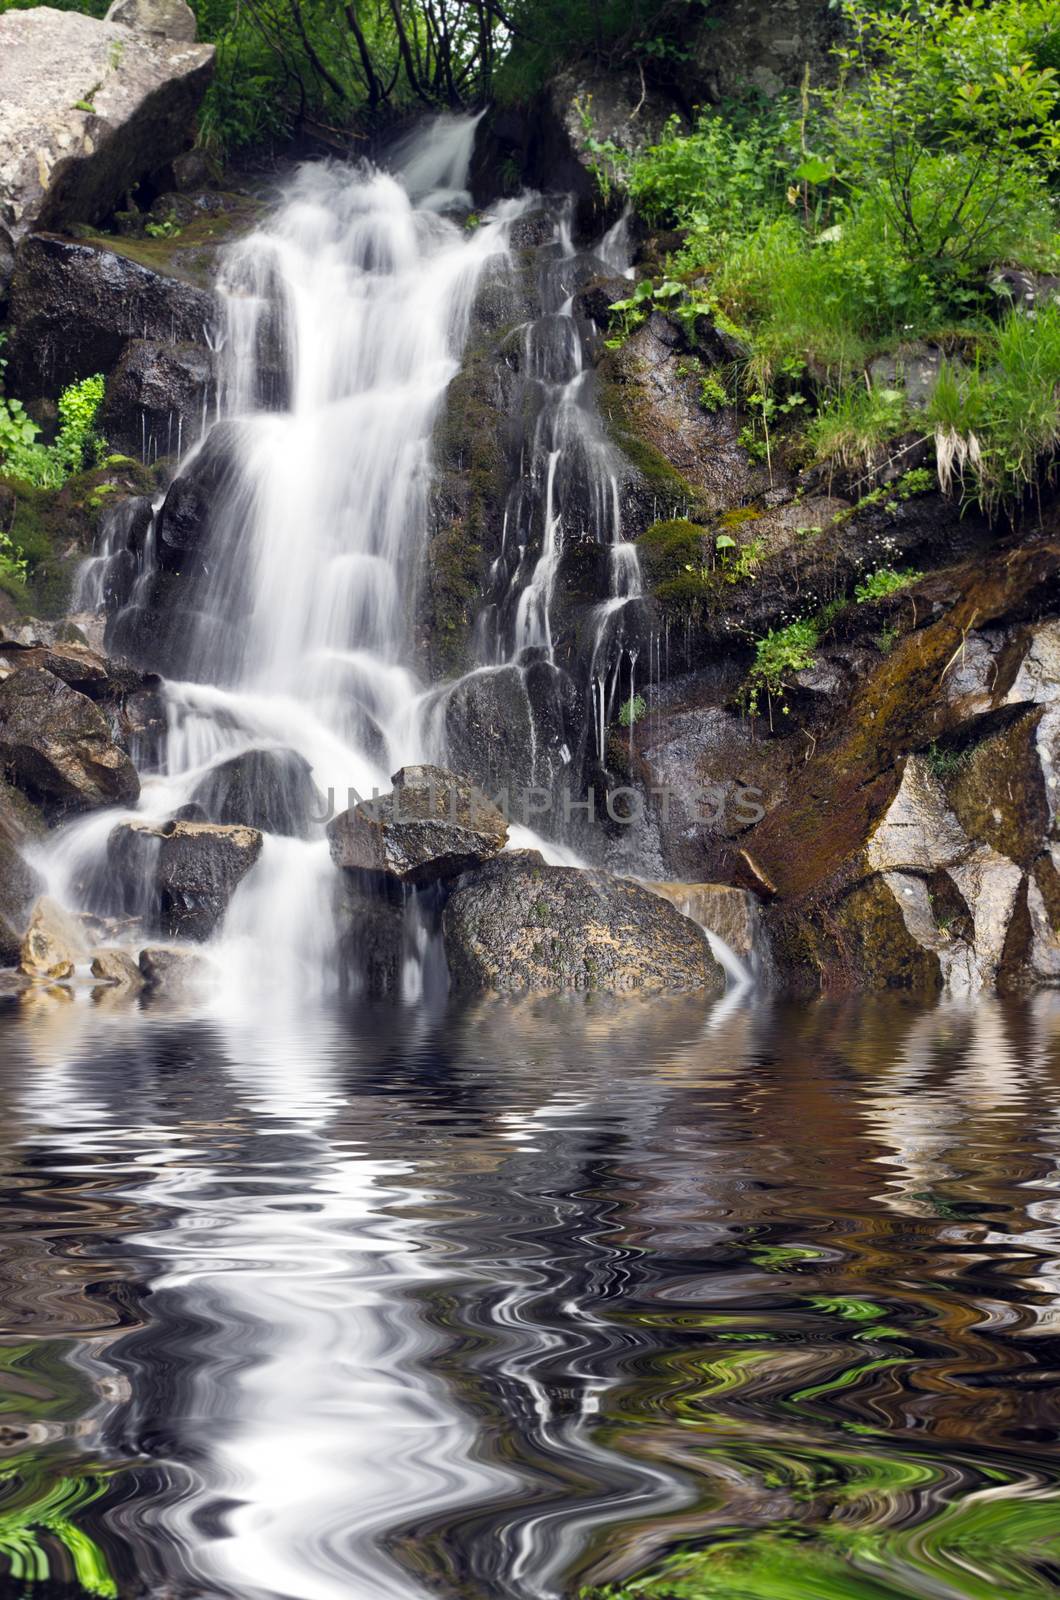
1, 990, 1060, 1598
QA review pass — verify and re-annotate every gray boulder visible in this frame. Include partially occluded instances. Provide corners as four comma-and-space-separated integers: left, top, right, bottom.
190, 748, 322, 838
0, 7, 214, 296
328, 765, 509, 885
105, 0, 197, 41
0, 667, 139, 815
108, 818, 262, 940
443, 852, 725, 994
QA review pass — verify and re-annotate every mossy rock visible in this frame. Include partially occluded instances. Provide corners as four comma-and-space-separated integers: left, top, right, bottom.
0, 458, 158, 616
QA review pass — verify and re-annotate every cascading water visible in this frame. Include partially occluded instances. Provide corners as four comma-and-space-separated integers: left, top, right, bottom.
44, 122, 539, 999
40, 115, 671, 1002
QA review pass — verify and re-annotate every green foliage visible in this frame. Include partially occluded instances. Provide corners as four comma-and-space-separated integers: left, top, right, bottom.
927, 300, 1060, 512
0, 375, 106, 492
712, 533, 762, 584
745, 617, 819, 718
827, 0, 1060, 278
808, 381, 909, 470
698, 373, 729, 412
627, 106, 788, 242
924, 739, 970, 778
615, 0, 1060, 512
618, 693, 646, 728
855, 566, 923, 603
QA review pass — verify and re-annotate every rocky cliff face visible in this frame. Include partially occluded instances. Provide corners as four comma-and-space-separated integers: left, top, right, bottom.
0, 4, 214, 302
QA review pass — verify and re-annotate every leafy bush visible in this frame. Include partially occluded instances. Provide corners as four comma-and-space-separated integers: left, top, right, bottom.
628, 108, 788, 242
614, 0, 1060, 509
0, 375, 106, 490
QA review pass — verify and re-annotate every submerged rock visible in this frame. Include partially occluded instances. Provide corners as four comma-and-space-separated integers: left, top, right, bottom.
108, 818, 262, 940
328, 765, 508, 885
0, 667, 139, 815
0, 8, 214, 298
190, 747, 322, 838
20, 896, 89, 980
443, 852, 725, 994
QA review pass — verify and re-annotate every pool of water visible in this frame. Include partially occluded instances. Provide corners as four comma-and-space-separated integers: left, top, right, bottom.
0, 986, 1058, 1599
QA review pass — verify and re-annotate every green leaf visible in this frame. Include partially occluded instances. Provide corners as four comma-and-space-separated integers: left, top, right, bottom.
793, 155, 834, 184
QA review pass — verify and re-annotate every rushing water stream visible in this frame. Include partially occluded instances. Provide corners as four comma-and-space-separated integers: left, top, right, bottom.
2, 992, 1060, 1598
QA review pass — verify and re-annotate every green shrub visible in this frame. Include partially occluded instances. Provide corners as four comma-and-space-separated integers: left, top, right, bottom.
745, 617, 820, 718
628, 108, 788, 240
855, 567, 923, 603
618, 693, 646, 728
808, 381, 909, 470
0, 375, 106, 491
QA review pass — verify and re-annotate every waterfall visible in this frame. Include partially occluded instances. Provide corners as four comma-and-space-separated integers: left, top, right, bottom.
43, 123, 535, 998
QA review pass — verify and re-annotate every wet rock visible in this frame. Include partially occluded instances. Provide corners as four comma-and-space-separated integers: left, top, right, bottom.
0, 667, 139, 815
108, 818, 262, 939
105, 0, 198, 41
864, 758, 971, 873
643, 881, 761, 967
443, 851, 724, 994
0, 8, 214, 297
20, 896, 89, 980
600, 314, 769, 520
189, 748, 322, 838
328, 765, 508, 885
5, 233, 215, 402
868, 342, 946, 409
91, 946, 145, 989
0, 629, 111, 696
138, 944, 209, 995
100, 339, 216, 463
440, 662, 571, 797
154, 418, 244, 572
336, 874, 410, 999
0, 780, 46, 965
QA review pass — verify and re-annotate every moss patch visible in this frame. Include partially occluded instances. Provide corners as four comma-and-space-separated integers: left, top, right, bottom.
0, 458, 157, 616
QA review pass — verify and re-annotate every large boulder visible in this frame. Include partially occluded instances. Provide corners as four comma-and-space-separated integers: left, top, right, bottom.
105, 0, 198, 41
0, 7, 214, 298
108, 818, 262, 939
0, 667, 139, 815
5, 232, 214, 402
91, 945, 145, 989
443, 851, 725, 994
328, 765, 509, 885
189, 748, 322, 839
